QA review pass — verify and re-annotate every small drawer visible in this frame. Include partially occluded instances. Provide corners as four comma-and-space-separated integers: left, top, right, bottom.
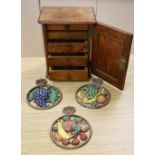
47, 55, 88, 67
47, 31, 88, 40
48, 68, 89, 81
47, 24, 88, 31
47, 41, 88, 53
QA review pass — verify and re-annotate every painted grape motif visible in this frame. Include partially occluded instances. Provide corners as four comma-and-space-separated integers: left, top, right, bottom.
33, 87, 51, 107
82, 84, 99, 99
76, 84, 110, 109
27, 86, 61, 109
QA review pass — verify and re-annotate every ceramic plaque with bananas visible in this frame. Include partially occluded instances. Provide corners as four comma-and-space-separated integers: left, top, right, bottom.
75, 78, 111, 109
50, 106, 92, 149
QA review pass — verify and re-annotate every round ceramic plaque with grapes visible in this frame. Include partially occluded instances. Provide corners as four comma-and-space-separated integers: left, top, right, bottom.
27, 79, 62, 110
75, 78, 111, 109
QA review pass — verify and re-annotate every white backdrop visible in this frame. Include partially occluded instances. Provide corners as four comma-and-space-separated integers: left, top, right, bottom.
22, 0, 133, 57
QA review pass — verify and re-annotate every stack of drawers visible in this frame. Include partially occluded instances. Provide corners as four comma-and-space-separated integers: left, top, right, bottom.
38, 7, 133, 89
44, 24, 90, 81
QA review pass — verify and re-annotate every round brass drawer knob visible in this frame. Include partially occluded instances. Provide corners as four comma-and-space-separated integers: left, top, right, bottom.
65, 25, 70, 29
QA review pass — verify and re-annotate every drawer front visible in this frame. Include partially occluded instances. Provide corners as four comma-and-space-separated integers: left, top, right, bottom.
48, 56, 88, 67
47, 31, 88, 40
49, 69, 89, 81
47, 24, 88, 30
47, 41, 88, 53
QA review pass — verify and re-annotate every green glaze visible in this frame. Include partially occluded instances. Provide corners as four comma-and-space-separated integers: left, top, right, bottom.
74, 117, 82, 123
27, 88, 38, 102
63, 115, 70, 121
90, 101, 97, 107
81, 84, 99, 100
74, 126, 82, 133
49, 88, 59, 103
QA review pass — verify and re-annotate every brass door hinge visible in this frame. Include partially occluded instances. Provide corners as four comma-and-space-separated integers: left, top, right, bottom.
119, 56, 127, 71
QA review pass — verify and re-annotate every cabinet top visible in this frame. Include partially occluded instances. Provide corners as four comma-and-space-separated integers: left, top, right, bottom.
38, 7, 96, 24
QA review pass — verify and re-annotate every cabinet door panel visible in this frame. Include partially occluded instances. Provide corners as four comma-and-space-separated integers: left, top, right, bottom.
92, 23, 133, 90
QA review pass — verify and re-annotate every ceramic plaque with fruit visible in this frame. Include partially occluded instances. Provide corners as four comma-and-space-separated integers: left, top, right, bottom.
27, 79, 62, 110
50, 106, 92, 149
76, 78, 111, 109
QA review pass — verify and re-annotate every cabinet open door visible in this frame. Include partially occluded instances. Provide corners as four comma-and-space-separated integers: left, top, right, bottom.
91, 23, 133, 90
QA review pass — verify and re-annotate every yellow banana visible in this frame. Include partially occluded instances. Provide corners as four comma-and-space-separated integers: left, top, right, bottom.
57, 121, 72, 139
83, 96, 96, 104
77, 91, 85, 99
83, 91, 101, 104
100, 89, 105, 95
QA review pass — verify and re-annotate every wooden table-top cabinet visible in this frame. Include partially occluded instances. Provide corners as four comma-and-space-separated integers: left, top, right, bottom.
38, 7, 133, 90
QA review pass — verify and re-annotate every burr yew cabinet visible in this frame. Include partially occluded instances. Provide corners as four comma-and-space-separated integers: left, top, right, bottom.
38, 7, 133, 90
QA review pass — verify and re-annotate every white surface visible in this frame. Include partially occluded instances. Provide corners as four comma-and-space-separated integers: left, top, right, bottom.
22, 54, 134, 155
97, 0, 133, 33
21, 0, 44, 57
